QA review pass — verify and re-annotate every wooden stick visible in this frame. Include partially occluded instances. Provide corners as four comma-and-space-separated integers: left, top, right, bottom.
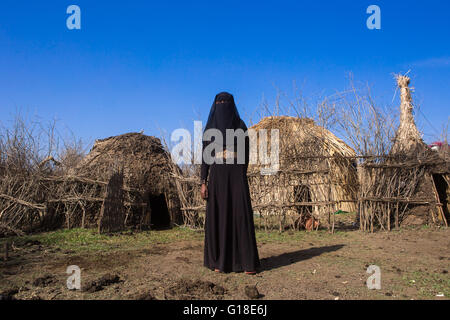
387, 203, 391, 231
395, 202, 399, 229
430, 173, 448, 227
0, 194, 46, 210
4, 241, 9, 261
40, 175, 141, 193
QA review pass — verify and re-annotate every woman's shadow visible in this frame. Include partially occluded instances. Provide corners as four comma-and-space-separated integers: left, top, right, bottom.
260, 244, 345, 272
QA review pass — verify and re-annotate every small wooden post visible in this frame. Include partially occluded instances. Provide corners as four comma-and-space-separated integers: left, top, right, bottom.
4, 241, 9, 261
370, 202, 374, 233
331, 213, 335, 234
430, 173, 448, 227
80, 201, 86, 229
142, 205, 149, 230
387, 203, 391, 231
395, 202, 399, 229
360, 202, 363, 231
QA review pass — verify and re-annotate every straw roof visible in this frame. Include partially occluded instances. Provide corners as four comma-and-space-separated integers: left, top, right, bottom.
75, 132, 174, 195
250, 116, 355, 163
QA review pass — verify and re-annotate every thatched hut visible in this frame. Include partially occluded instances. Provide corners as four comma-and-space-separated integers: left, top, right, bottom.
359, 76, 449, 230
248, 116, 358, 230
74, 132, 181, 230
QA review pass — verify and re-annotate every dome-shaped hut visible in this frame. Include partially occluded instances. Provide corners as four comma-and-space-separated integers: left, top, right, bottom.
74, 132, 181, 230
248, 116, 358, 230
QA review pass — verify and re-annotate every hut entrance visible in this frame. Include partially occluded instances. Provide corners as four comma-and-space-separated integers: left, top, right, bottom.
432, 174, 449, 221
149, 194, 171, 229
294, 185, 312, 215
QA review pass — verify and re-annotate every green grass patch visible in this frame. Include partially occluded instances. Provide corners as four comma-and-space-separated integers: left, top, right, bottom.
0, 227, 204, 253
0, 226, 355, 254
403, 271, 450, 298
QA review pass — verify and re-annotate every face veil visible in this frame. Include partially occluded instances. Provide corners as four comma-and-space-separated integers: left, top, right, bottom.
203, 92, 247, 148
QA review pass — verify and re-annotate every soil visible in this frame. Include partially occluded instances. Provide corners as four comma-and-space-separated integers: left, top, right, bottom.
1, 227, 449, 300
83, 273, 121, 293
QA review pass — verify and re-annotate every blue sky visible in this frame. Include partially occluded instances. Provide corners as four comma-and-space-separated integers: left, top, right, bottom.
0, 0, 449, 148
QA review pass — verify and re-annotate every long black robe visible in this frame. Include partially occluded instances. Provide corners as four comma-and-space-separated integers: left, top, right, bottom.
201, 92, 260, 273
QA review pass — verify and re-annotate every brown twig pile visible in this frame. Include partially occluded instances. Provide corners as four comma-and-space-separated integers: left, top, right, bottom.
0, 116, 86, 235
357, 76, 449, 231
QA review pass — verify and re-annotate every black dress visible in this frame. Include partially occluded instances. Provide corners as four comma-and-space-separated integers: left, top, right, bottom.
201, 92, 260, 273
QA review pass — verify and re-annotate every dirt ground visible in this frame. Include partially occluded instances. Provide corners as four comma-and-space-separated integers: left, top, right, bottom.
0, 225, 449, 300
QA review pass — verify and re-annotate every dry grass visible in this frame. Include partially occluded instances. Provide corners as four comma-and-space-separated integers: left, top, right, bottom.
0, 114, 86, 236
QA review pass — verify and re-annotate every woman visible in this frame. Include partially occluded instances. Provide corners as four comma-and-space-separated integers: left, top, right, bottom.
201, 92, 260, 274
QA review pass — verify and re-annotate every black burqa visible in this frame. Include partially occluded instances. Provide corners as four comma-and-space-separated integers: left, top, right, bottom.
201, 92, 260, 273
